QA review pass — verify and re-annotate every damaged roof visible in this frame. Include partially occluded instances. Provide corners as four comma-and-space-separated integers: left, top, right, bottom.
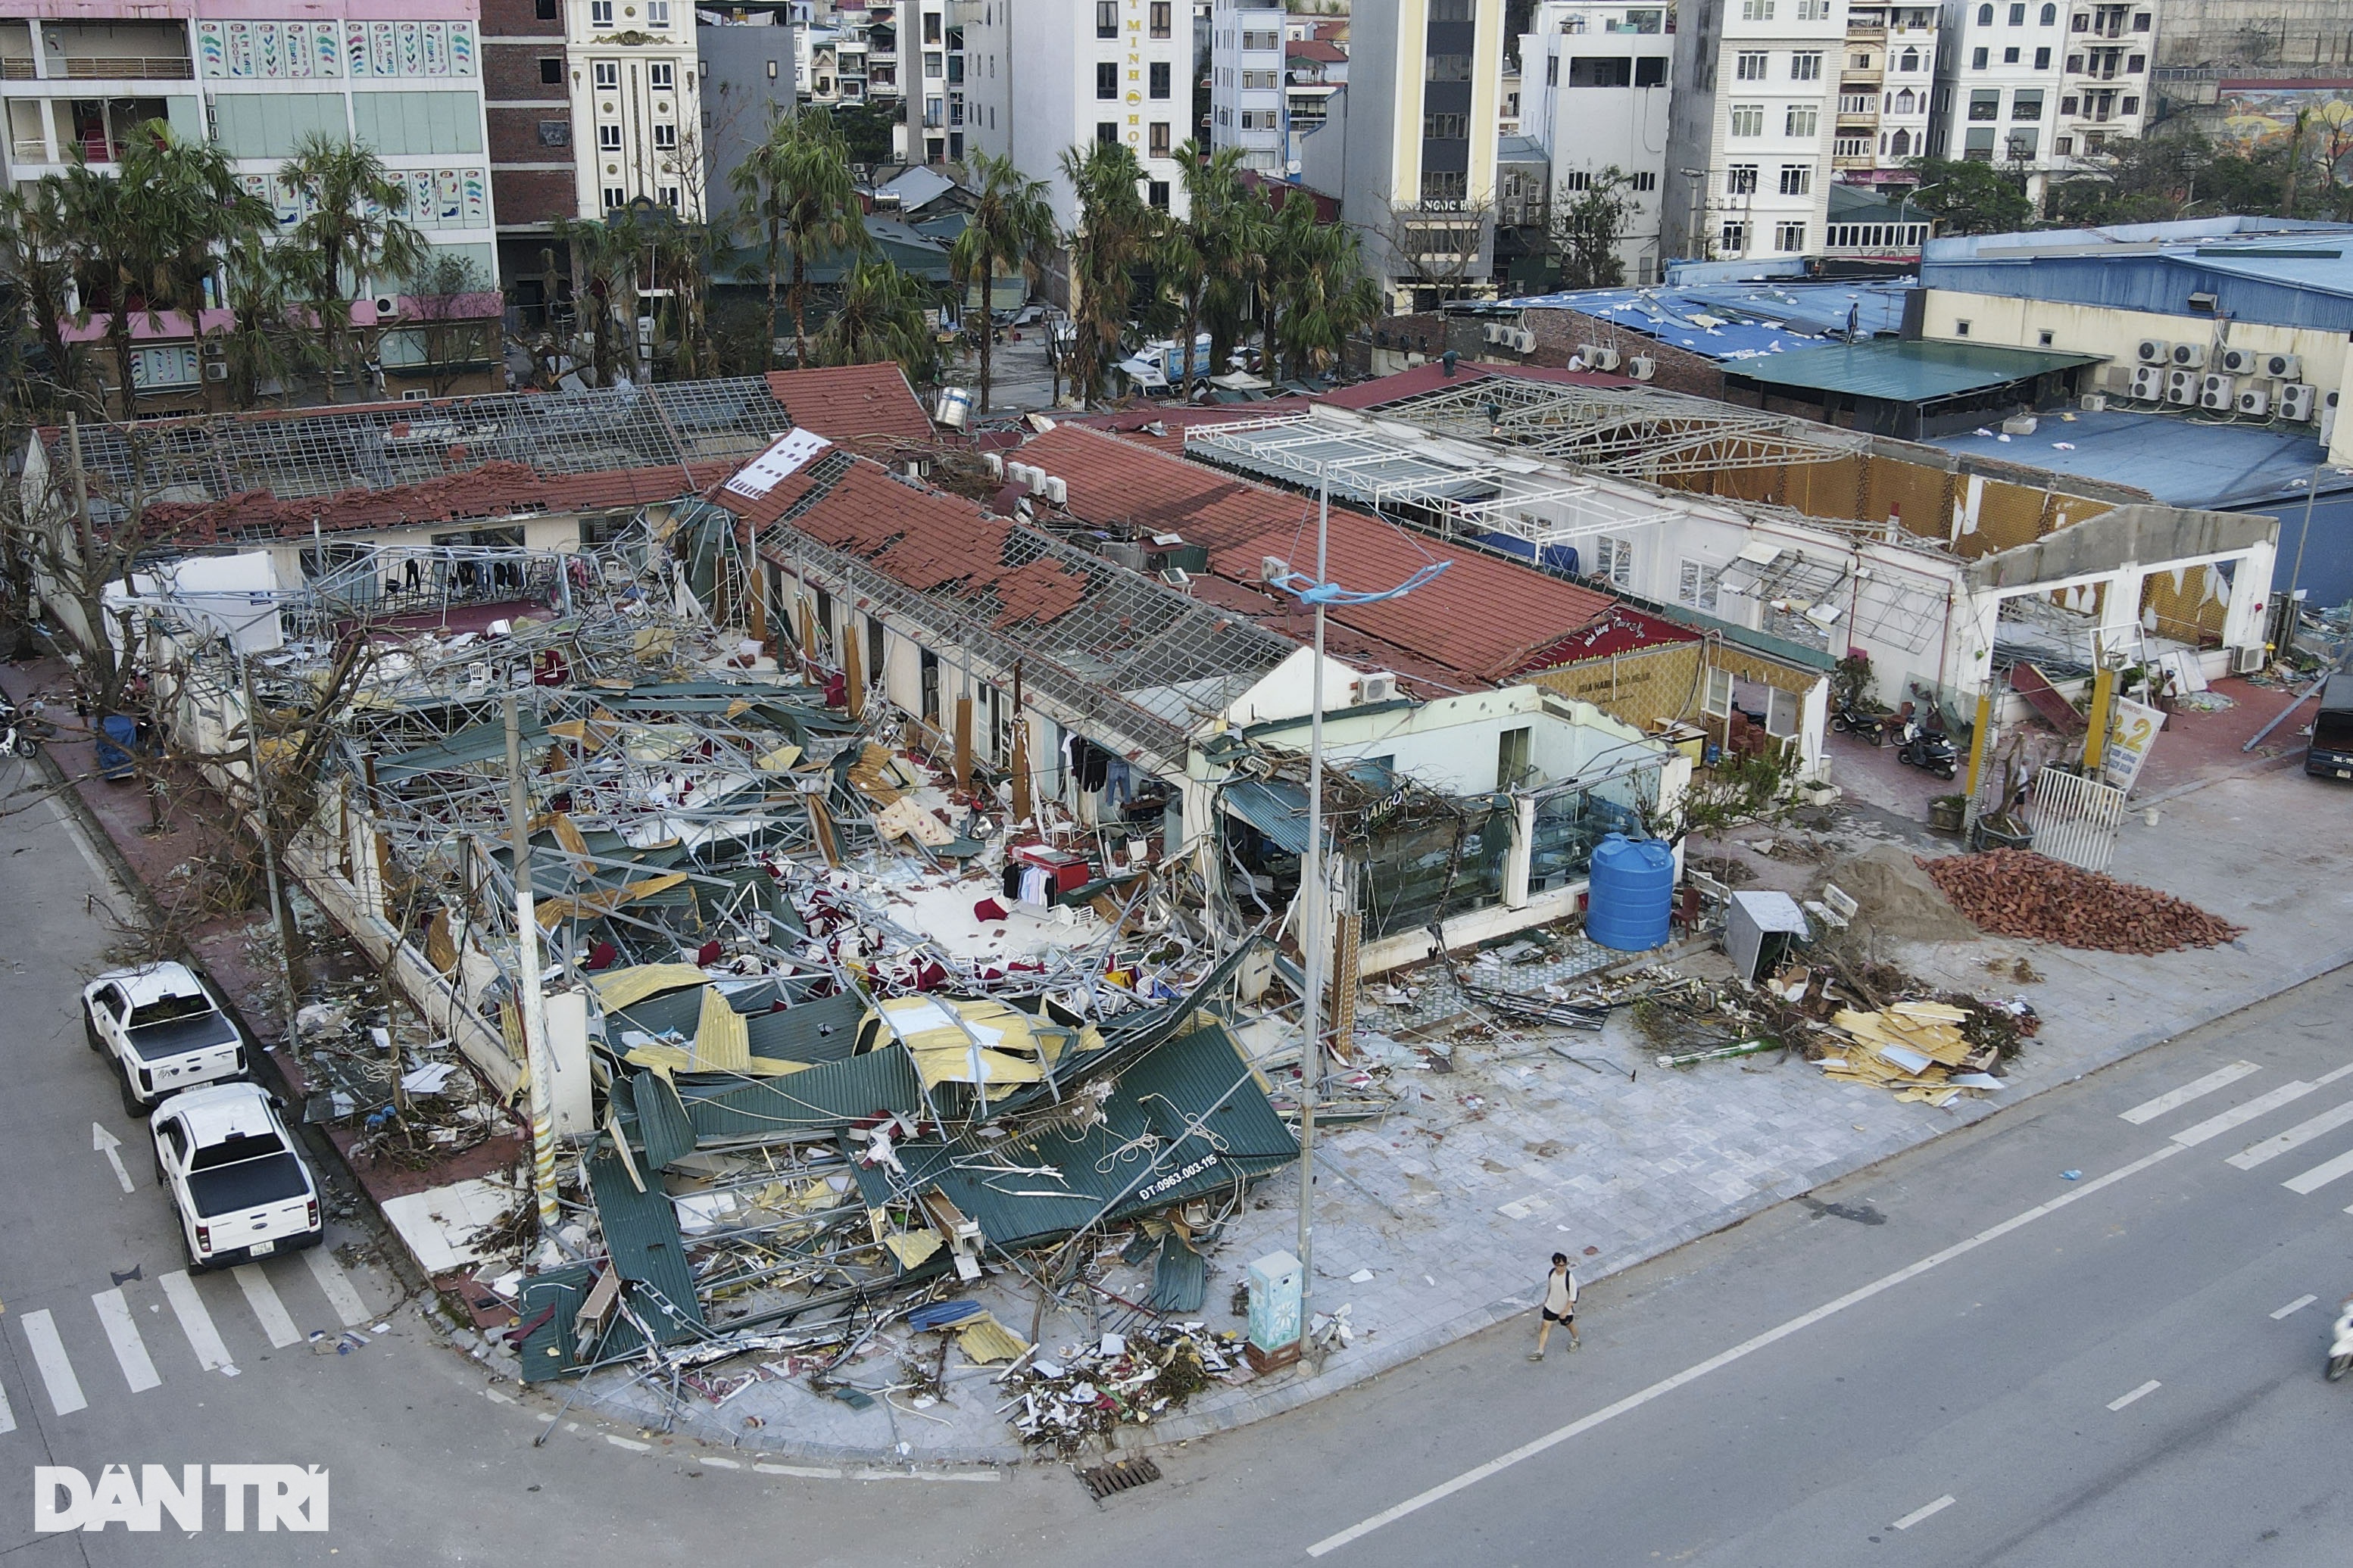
762, 363, 935, 445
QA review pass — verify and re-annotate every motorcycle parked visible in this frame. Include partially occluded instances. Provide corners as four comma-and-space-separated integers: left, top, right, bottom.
0, 698, 41, 759
1828, 700, 1886, 744
1895, 719, 1958, 780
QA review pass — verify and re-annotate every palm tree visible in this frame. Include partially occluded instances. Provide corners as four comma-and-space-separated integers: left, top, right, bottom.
1165, 144, 1252, 397
947, 151, 1056, 412
127, 129, 270, 412
552, 214, 646, 388
1202, 179, 1273, 383
1270, 197, 1380, 381
1056, 139, 1159, 406
732, 108, 869, 366
217, 232, 317, 410
813, 257, 941, 382
278, 133, 426, 401
0, 176, 92, 416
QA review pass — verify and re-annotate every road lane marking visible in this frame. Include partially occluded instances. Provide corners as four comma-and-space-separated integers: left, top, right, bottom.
232, 1266, 301, 1349
607, 1435, 651, 1453
2229, 1100, 2353, 1169
21, 1311, 87, 1416
92, 1288, 161, 1392
2172, 1081, 2322, 1146
2120, 1062, 2260, 1124
2106, 1379, 2161, 1411
2282, 1146, 2353, 1195
302, 1248, 370, 1327
0, 1377, 14, 1434
1893, 1495, 1957, 1531
1303, 1142, 2187, 1558
44, 793, 120, 902
755, 1462, 845, 1479
2272, 1295, 2318, 1320
160, 1270, 236, 1373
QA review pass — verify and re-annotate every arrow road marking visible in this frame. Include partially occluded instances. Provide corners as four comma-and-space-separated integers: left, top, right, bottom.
92, 1122, 132, 1193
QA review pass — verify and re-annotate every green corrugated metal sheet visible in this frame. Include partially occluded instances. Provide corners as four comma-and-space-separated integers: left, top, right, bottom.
1725, 339, 2104, 402
607, 987, 863, 1071
585, 1149, 704, 1345
516, 1264, 597, 1383
372, 719, 551, 784
678, 1048, 922, 1142
633, 1071, 697, 1171
1220, 779, 1312, 856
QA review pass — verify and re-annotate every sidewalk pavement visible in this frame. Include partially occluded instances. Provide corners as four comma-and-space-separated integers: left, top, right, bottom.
23, 652, 2353, 1465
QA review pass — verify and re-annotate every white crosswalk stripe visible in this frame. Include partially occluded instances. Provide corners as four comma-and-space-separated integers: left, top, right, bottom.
234, 1264, 302, 1349
2121, 1061, 2262, 1124
2173, 1080, 2329, 1146
92, 1287, 161, 1393
2283, 1146, 2353, 1195
21, 1310, 88, 1416
160, 1270, 236, 1374
2228, 1099, 2353, 1169
0, 1376, 14, 1435
304, 1246, 371, 1328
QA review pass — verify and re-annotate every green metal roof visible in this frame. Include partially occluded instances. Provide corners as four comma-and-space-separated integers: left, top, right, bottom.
1724, 339, 2105, 403
584, 1148, 706, 1345
677, 1047, 923, 1142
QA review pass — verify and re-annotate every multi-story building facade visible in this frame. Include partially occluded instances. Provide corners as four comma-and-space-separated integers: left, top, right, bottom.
905, 0, 966, 164
958, 0, 1194, 229
1931, 0, 2149, 195
1209, 0, 1287, 172
698, 11, 797, 203
564, 0, 703, 218
483, 0, 578, 291
1662, 0, 1844, 264
1517, 0, 1673, 283
1830, 2, 1937, 184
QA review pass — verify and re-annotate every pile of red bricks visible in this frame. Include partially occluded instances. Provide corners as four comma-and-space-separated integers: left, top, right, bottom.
1919, 850, 2246, 955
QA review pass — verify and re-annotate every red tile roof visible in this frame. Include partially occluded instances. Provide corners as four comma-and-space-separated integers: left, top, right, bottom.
763, 364, 934, 445
1286, 39, 1347, 62
1018, 424, 1662, 689
1058, 400, 1318, 454
144, 461, 735, 545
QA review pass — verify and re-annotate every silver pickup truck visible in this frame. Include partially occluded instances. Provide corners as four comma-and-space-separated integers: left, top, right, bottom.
83, 962, 248, 1116
149, 1081, 321, 1271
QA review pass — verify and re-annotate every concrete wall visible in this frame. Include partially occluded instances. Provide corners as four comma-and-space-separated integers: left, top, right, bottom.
698, 19, 797, 211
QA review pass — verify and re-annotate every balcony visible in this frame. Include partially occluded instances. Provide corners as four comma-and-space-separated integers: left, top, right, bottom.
1832, 150, 1876, 168
1843, 67, 1883, 85
8, 134, 46, 161
4, 55, 193, 82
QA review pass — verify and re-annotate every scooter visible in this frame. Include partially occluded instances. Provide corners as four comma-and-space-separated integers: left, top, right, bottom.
1829, 700, 1886, 744
2328, 1296, 2353, 1381
1895, 719, 1958, 780
0, 699, 39, 759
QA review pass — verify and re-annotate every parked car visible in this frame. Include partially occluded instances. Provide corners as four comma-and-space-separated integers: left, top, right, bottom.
83, 962, 249, 1116
2306, 672, 2353, 781
149, 1081, 321, 1271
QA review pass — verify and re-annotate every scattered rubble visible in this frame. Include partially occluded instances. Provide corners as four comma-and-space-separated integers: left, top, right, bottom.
1921, 850, 2245, 954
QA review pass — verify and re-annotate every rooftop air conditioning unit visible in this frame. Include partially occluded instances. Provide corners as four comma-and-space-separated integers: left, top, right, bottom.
2136, 338, 2170, 364
2078, 392, 2107, 412
2164, 367, 2199, 404
2218, 345, 2261, 376
1355, 671, 1397, 704
2170, 341, 2208, 368
1579, 342, 1620, 370
1003, 461, 1028, 489
1044, 475, 1067, 505
2236, 383, 2270, 416
204, 361, 228, 382
1627, 355, 1656, 381
1026, 466, 1049, 496
2231, 644, 2268, 675
985, 451, 1004, 479
2199, 373, 2234, 410
2279, 382, 2318, 423
1514, 328, 1538, 353
1261, 554, 1290, 582
2128, 364, 2164, 401
2265, 351, 2302, 381
1483, 323, 1507, 344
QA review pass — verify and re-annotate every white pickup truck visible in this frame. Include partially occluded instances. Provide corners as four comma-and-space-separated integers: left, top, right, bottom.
83, 962, 249, 1116
149, 1082, 322, 1271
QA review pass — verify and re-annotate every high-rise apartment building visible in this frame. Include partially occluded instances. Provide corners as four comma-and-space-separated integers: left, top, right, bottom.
1209, 0, 1287, 173
1931, 0, 2150, 197
1830, 2, 1938, 184
907, 0, 966, 164
563, 0, 703, 219
1517, 0, 1673, 283
1662, 0, 1844, 263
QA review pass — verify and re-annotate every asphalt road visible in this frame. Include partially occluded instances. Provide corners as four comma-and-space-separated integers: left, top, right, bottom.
4, 758, 2351, 1566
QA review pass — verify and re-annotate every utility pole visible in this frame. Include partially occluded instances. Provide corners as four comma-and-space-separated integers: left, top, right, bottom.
1294, 465, 1330, 1352
239, 658, 304, 1042
501, 694, 560, 1239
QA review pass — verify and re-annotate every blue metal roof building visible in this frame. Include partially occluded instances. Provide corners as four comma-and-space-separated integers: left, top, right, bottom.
1494, 280, 1915, 364
1921, 220, 2353, 332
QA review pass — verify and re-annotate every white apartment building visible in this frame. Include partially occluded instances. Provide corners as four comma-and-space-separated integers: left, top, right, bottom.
1662, 0, 1844, 265
906, 0, 966, 164
1209, 0, 1287, 173
1933, 0, 2149, 195
1831, 2, 1938, 184
958, 0, 1193, 227
569, 0, 703, 218
1517, 1, 1673, 283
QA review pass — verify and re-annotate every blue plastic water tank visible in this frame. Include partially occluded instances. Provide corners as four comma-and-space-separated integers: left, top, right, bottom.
1585, 833, 1674, 952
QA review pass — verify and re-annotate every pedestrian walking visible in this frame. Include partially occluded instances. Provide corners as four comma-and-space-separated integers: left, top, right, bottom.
1530, 1252, 1579, 1361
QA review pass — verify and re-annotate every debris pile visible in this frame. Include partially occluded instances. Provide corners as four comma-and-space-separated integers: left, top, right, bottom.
1828, 843, 1978, 944
1003, 1325, 1239, 1452
1816, 1001, 2005, 1106
1921, 851, 2245, 954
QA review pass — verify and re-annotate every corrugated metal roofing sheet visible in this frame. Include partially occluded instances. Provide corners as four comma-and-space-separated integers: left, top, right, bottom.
1220, 779, 1312, 856
1724, 339, 2104, 401
584, 1149, 705, 1345
679, 1048, 922, 1143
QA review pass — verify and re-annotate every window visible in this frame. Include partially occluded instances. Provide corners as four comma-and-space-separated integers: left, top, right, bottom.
1899, 47, 1919, 70
1971, 46, 1988, 68
1149, 120, 1169, 155
1097, 61, 1117, 98
2066, 52, 2082, 70
2012, 88, 2043, 118
1730, 104, 1764, 137
925, 11, 942, 43
1096, 120, 1119, 144
1546, 55, 1559, 85
1425, 112, 1467, 139
1097, 1, 1117, 38
1786, 104, 1818, 136
1740, 0, 1774, 17
646, 0, 670, 24
1561, 168, 1593, 191
2033, 45, 2051, 67
2126, 51, 2143, 71
2121, 93, 2138, 114
1150, 61, 1170, 96
590, 0, 614, 23
1431, 0, 1475, 17
1834, 134, 1870, 157
536, 0, 558, 17
1631, 170, 1656, 190
1852, 51, 1870, 68
652, 121, 676, 148
1593, 536, 1634, 588
2040, 2, 2056, 20
1893, 86, 1916, 113
1727, 163, 1759, 193
1428, 54, 1472, 79
1796, 0, 1829, 16
1243, 29, 1279, 48
1569, 56, 1634, 86
2054, 133, 2074, 154
1963, 126, 1996, 158
2008, 2, 2025, 21
2002, 46, 2020, 62
1889, 127, 1911, 154
538, 118, 570, 145
650, 61, 674, 91
2071, 9, 2089, 28
2061, 93, 2078, 114
2005, 127, 2037, 157
602, 185, 626, 209
594, 61, 619, 89
1735, 50, 1768, 80
1150, 1, 1171, 37
1719, 220, 1748, 252
1977, 2, 1993, 21
659, 185, 678, 207
1778, 163, 1810, 194
2038, 328, 2055, 346
1792, 51, 1823, 80
1774, 220, 1806, 251
1148, 179, 1169, 208
538, 56, 563, 86
1635, 55, 1666, 86
1969, 88, 1999, 120
598, 122, 622, 150
1421, 170, 1468, 201
1678, 560, 1722, 611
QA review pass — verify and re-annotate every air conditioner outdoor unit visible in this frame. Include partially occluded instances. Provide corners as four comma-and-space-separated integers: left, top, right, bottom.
204, 361, 228, 382
2279, 382, 2319, 422
2266, 352, 2302, 381
984, 452, 1004, 479
1026, 466, 1049, 496
1580, 342, 1620, 369
2164, 368, 2199, 404
1355, 671, 1397, 703
1512, 328, 1537, 353
1044, 475, 1067, 505
2078, 392, 2107, 412
1627, 355, 1656, 381
2236, 384, 2270, 416
2129, 365, 2164, 401
2218, 345, 2261, 376
2328, 388, 2343, 410
199, 338, 224, 357
2170, 341, 2208, 368
2199, 373, 2234, 410
1261, 554, 1290, 582
2136, 338, 2170, 364
2232, 644, 2268, 675
373, 295, 400, 319
1484, 323, 1507, 344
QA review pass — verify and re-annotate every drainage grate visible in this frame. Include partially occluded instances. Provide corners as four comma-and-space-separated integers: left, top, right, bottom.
1079, 1457, 1162, 1501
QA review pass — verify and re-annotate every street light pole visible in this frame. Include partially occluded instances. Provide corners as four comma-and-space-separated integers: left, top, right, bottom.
501, 693, 560, 1239
1294, 463, 1330, 1352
